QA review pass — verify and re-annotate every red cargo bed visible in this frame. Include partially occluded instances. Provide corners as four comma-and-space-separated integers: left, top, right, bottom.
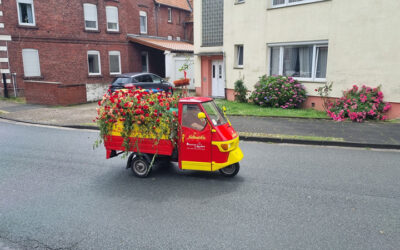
104, 135, 174, 159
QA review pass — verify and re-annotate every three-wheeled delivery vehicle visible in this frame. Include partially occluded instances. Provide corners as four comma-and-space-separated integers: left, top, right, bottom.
104, 97, 243, 177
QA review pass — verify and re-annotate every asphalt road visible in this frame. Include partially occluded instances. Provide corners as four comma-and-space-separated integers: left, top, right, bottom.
0, 120, 399, 250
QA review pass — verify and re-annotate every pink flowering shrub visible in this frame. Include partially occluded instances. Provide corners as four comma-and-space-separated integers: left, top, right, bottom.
327, 85, 391, 122
250, 75, 307, 109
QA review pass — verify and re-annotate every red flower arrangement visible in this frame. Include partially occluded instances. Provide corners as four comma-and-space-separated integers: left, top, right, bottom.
94, 87, 180, 153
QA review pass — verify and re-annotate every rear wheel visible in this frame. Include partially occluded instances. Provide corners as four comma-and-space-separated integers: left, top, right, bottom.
131, 155, 152, 178
219, 163, 240, 177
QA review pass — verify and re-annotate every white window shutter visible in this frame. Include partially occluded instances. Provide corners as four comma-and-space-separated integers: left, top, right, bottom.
84, 3, 97, 29
22, 49, 41, 77
109, 51, 121, 74
106, 6, 118, 30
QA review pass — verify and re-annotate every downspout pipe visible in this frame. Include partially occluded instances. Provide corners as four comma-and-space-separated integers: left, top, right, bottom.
155, 3, 160, 36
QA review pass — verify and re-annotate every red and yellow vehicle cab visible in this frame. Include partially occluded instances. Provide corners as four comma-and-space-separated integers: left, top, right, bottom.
178, 97, 243, 176
104, 97, 243, 178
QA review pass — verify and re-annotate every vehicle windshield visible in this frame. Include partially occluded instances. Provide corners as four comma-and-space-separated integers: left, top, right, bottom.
202, 101, 228, 126
111, 77, 132, 86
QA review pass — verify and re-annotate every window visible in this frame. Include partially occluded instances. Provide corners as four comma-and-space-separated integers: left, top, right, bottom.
168, 8, 172, 23
88, 50, 101, 75
106, 6, 119, 32
109, 51, 121, 75
236, 0, 245, 3
134, 74, 152, 82
150, 74, 163, 83
17, 0, 35, 26
22, 49, 40, 77
141, 52, 148, 72
202, 101, 227, 126
235, 45, 243, 67
83, 3, 98, 30
271, 0, 326, 8
140, 11, 147, 34
182, 104, 207, 131
269, 41, 328, 81
202, 0, 223, 47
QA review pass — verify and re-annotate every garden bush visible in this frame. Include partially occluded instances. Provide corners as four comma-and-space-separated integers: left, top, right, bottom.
326, 85, 391, 122
234, 79, 248, 103
250, 75, 306, 109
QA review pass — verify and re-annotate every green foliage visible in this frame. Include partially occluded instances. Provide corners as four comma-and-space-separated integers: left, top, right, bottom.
178, 56, 193, 72
315, 82, 333, 112
234, 79, 248, 103
94, 89, 180, 163
326, 85, 391, 122
250, 75, 307, 109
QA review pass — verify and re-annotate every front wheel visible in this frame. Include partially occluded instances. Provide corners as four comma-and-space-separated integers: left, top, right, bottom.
131, 156, 152, 178
219, 163, 240, 177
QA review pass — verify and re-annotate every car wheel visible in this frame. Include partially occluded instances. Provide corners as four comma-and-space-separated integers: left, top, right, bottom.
219, 163, 240, 177
131, 156, 152, 178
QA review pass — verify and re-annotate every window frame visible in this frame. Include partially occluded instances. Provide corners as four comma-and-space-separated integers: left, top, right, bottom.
87, 50, 101, 76
106, 6, 119, 32
168, 8, 172, 23
16, 0, 36, 26
22, 48, 41, 77
271, 0, 327, 8
139, 11, 147, 34
236, 0, 246, 4
83, 3, 98, 31
235, 45, 244, 68
108, 51, 121, 75
268, 40, 328, 82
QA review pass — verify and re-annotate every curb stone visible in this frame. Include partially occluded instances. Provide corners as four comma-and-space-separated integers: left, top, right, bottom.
239, 136, 400, 150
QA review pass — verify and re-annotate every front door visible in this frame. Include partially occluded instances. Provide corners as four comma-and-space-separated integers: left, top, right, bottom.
211, 60, 225, 97
178, 103, 212, 171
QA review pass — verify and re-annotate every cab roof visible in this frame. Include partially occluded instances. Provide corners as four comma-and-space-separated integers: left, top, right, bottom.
179, 97, 213, 103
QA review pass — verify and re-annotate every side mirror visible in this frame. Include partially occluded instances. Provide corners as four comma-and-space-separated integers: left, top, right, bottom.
197, 112, 206, 120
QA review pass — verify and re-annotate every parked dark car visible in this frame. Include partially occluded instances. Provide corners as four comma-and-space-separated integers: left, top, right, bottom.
109, 72, 174, 93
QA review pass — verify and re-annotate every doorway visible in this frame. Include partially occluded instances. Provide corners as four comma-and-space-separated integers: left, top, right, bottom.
211, 60, 224, 97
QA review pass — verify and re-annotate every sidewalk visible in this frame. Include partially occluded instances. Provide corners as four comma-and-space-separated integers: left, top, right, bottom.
1, 100, 400, 149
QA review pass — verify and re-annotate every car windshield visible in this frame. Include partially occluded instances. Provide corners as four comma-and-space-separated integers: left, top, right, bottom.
202, 101, 227, 126
111, 77, 132, 86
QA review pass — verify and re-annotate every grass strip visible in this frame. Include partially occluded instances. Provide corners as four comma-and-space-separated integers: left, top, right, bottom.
0, 97, 26, 104
215, 99, 328, 119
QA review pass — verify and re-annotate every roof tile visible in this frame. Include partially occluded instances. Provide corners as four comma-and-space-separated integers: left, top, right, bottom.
127, 36, 194, 52
154, 0, 192, 11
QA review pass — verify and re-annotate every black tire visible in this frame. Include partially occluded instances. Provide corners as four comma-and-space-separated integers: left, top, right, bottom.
219, 163, 240, 177
130, 155, 152, 178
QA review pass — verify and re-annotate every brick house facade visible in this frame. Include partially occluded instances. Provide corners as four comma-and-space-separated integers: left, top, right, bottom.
0, 0, 192, 105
